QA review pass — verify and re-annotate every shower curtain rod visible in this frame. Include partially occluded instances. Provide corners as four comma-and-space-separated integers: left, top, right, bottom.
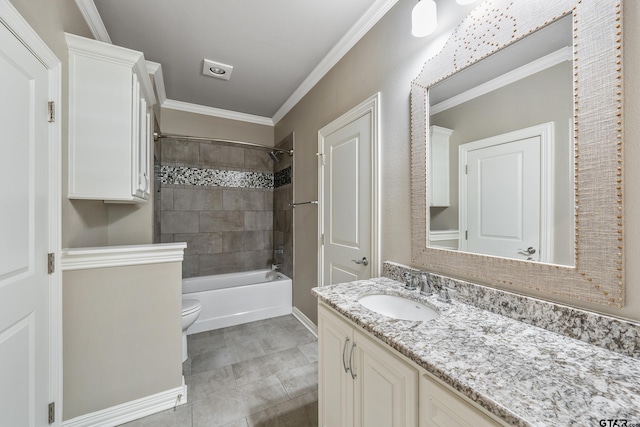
154, 132, 293, 156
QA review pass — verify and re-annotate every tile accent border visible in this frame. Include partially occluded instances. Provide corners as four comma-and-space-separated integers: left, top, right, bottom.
274, 166, 291, 188
159, 165, 274, 189
382, 261, 640, 358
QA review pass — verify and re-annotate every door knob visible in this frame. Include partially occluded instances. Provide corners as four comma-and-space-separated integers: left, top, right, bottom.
517, 247, 536, 255
351, 257, 369, 266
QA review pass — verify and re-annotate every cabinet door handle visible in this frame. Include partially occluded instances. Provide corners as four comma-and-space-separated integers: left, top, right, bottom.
348, 342, 357, 379
342, 338, 350, 373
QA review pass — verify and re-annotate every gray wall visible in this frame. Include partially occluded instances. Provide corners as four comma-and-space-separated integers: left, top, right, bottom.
158, 139, 274, 277
62, 262, 183, 420
160, 108, 274, 146
274, 0, 640, 323
430, 61, 574, 266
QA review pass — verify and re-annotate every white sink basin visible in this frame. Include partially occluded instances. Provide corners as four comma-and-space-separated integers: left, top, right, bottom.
357, 294, 439, 321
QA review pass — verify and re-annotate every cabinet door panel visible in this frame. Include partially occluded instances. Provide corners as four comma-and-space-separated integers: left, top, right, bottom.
354, 330, 418, 427
318, 306, 353, 427
420, 374, 503, 427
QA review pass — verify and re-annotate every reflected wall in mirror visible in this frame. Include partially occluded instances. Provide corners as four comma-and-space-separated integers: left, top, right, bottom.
411, 0, 625, 307
428, 16, 574, 266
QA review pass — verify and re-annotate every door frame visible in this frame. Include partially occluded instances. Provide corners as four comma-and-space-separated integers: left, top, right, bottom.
458, 122, 554, 262
0, 1, 62, 423
317, 93, 380, 286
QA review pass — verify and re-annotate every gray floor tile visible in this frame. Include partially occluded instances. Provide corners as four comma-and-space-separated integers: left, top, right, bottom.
188, 332, 227, 357
121, 316, 318, 427
298, 342, 318, 364
192, 340, 265, 375
224, 323, 287, 347
232, 347, 309, 387
192, 376, 289, 427
258, 328, 316, 354
187, 365, 236, 402
246, 391, 318, 427
277, 363, 318, 399
118, 402, 192, 427
219, 419, 249, 427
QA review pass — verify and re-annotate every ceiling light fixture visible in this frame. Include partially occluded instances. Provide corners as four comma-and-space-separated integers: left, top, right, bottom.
202, 59, 233, 81
412, 0, 438, 38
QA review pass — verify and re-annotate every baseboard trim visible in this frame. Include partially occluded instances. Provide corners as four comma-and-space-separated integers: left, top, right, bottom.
61, 380, 187, 427
292, 306, 318, 337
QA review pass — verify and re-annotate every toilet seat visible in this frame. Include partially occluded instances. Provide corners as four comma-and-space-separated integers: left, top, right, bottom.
182, 299, 201, 316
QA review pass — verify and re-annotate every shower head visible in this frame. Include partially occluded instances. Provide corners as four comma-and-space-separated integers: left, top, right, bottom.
268, 151, 281, 162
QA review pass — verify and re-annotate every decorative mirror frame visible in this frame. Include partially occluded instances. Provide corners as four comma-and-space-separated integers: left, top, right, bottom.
410, 0, 624, 307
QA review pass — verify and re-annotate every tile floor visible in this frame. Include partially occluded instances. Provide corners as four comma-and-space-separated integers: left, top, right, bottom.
120, 315, 318, 427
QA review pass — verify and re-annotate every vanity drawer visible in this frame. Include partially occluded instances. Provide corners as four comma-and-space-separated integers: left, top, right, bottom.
420, 373, 505, 427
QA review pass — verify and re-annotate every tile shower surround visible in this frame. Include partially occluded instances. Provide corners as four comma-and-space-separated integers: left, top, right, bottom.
157, 138, 276, 278
383, 261, 640, 358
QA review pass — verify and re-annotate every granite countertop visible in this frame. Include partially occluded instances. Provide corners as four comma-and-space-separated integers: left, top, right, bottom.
312, 278, 640, 427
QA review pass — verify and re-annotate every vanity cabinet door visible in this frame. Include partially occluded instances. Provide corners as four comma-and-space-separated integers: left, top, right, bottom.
353, 329, 418, 427
420, 372, 505, 427
318, 305, 354, 427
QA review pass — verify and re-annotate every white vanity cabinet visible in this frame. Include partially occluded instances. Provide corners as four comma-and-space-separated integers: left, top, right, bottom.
318, 304, 418, 427
420, 371, 504, 427
318, 303, 507, 427
65, 33, 156, 203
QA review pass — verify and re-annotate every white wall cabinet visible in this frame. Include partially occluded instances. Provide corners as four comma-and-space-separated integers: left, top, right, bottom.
66, 33, 156, 203
319, 303, 507, 427
318, 304, 418, 427
429, 126, 453, 207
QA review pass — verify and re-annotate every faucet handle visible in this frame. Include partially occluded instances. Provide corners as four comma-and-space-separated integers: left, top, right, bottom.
437, 284, 455, 303
402, 272, 413, 289
419, 273, 433, 296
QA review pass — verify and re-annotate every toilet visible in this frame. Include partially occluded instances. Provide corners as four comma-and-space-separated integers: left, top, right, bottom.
181, 299, 202, 362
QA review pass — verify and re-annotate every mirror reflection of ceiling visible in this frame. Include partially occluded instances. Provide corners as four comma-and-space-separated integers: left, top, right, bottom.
429, 15, 572, 105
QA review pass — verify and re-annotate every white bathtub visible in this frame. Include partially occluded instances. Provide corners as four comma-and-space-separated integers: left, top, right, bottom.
182, 269, 292, 334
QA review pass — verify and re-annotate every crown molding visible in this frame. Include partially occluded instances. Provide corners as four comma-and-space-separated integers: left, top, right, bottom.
74, 0, 111, 43
271, 0, 399, 124
146, 60, 167, 104
162, 99, 274, 126
76, 0, 398, 127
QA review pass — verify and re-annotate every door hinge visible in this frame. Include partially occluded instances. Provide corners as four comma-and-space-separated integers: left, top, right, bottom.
48, 101, 55, 123
320, 234, 324, 245
48, 402, 55, 424
465, 164, 468, 174
48, 253, 55, 274
316, 152, 325, 166
465, 230, 468, 240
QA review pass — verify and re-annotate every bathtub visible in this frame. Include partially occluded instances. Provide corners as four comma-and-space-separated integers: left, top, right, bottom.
182, 269, 292, 334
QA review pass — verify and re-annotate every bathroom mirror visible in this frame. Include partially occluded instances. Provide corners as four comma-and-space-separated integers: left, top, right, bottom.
411, 0, 625, 306
428, 15, 574, 266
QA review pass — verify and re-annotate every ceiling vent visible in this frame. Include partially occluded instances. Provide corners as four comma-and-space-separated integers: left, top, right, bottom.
202, 59, 233, 81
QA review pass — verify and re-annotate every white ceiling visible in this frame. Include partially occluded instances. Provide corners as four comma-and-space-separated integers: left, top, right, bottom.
90, 0, 388, 123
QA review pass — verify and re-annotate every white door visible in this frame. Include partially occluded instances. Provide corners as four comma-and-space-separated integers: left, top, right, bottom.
459, 122, 555, 262
0, 17, 52, 427
320, 112, 373, 285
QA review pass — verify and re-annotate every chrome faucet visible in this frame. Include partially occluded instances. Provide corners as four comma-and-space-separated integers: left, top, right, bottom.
402, 272, 419, 290
437, 285, 453, 303
419, 273, 433, 296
